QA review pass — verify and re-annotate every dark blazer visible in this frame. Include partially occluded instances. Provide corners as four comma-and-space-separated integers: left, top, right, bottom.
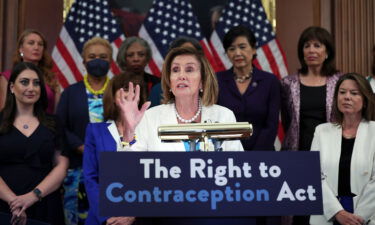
56, 81, 89, 168
216, 67, 281, 151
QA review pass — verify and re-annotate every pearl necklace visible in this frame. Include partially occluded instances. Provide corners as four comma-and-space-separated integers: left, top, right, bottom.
174, 100, 202, 123
235, 68, 253, 83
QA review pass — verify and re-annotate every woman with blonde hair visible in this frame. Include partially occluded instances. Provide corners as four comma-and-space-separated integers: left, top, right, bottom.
86, 46, 247, 225
0, 29, 60, 113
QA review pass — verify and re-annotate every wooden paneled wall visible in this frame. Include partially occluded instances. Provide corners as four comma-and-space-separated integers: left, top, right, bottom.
0, 0, 63, 72
276, 0, 318, 74
0, 1, 21, 72
334, 0, 375, 76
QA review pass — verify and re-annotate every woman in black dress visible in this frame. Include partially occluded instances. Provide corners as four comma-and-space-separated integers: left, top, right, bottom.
0, 62, 68, 225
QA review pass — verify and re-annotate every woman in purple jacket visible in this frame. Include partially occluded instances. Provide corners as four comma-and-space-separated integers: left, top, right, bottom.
216, 25, 281, 152
281, 26, 340, 153
280, 26, 341, 225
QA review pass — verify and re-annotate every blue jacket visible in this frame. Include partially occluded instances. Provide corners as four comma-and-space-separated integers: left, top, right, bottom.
83, 122, 117, 225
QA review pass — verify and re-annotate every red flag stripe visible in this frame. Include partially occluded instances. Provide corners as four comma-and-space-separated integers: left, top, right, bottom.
208, 41, 226, 72
110, 61, 121, 75
253, 59, 261, 70
148, 59, 161, 77
261, 44, 281, 78
275, 39, 289, 74
55, 37, 83, 82
52, 61, 69, 89
113, 37, 123, 49
200, 41, 221, 72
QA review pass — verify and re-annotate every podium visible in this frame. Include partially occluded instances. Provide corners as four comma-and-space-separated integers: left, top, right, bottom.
99, 151, 322, 217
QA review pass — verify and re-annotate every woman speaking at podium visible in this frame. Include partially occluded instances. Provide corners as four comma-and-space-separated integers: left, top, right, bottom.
117, 46, 243, 152
83, 47, 249, 225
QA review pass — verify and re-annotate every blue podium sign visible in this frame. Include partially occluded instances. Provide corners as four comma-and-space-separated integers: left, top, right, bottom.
99, 151, 322, 217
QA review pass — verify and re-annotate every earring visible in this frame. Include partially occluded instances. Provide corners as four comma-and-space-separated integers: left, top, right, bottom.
20, 52, 24, 58
325, 55, 328, 59
199, 88, 203, 93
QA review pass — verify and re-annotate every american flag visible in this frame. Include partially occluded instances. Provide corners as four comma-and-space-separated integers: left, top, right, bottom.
209, 0, 288, 149
52, 0, 125, 88
139, 0, 219, 76
210, 0, 288, 79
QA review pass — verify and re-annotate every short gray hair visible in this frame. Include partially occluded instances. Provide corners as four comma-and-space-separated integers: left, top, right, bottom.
116, 37, 152, 71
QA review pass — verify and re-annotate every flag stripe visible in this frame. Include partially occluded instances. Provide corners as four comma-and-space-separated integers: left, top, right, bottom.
208, 41, 227, 72
139, 0, 221, 76
200, 41, 217, 70
253, 59, 261, 70
110, 61, 120, 75
148, 59, 161, 77
52, 61, 69, 88
255, 48, 272, 73
273, 39, 289, 76
139, 25, 164, 76
209, 31, 232, 70
52, 47, 77, 86
52, 0, 125, 88
262, 43, 282, 79
56, 37, 83, 82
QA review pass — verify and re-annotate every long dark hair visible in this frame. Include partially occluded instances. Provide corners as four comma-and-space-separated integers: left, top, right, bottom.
0, 62, 55, 134
297, 26, 338, 76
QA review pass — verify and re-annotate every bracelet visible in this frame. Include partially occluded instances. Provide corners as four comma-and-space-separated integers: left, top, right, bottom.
33, 188, 42, 202
120, 135, 137, 147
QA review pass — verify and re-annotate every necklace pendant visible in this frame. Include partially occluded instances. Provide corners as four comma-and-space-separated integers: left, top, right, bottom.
23, 124, 29, 129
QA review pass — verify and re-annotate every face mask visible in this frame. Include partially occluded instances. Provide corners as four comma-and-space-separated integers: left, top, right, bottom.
86, 58, 110, 77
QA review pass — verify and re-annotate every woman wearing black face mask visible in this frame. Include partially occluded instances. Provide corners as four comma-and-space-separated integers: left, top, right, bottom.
56, 37, 112, 225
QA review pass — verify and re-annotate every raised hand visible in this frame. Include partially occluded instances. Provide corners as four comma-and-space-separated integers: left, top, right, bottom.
335, 210, 364, 225
115, 82, 150, 141
106, 216, 135, 225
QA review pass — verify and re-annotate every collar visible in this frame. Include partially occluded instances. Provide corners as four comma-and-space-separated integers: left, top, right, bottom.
106, 120, 124, 152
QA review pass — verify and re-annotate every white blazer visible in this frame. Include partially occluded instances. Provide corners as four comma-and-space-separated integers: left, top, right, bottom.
310, 121, 375, 225
130, 104, 244, 152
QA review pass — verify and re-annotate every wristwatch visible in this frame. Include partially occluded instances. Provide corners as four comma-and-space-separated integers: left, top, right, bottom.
33, 188, 42, 201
